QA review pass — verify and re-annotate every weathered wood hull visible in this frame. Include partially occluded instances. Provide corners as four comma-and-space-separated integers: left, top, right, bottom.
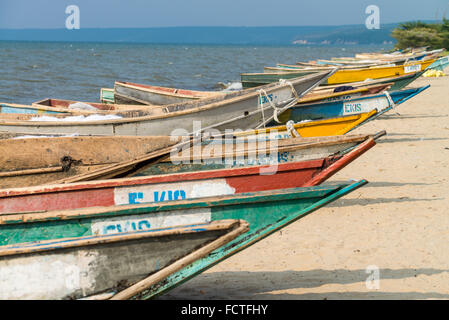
0, 219, 248, 300
0, 181, 368, 299
0, 70, 335, 136
0, 136, 376, 214
0, 133, 372, 188
114, 81, 223, 105
0, 136, 180, 188
241, 70, 321, 88
276, 86, 429, 123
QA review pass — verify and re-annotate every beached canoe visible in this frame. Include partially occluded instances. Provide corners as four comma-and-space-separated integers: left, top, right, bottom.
241, 68, 334, 88
0, 219, 248, 300
32, 98, 157, 116
275, 86, 429, 124
0, 133, 375, 188
114, 81, 224, 105
0, 135, 377, 214
241, 59, 435, 88
0, 180, 367, 299
314, 70, 426, 92
427, 55, 449, 71
354, 49, 443, 61
0, 70, 336, 136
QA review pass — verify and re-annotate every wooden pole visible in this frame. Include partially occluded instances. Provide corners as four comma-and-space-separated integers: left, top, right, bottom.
109, 220, 249, 300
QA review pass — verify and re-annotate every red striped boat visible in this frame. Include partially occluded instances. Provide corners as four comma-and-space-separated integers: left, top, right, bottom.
0, 137, 375, 214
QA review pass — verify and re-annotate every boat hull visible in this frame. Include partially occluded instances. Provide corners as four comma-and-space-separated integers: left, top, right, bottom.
276, 86, 429, 123
0, 220, 247, 300
242, 60, 434, 88
0, 136, 376, 214
0, 181, 368, 299
0, 71, 335, 136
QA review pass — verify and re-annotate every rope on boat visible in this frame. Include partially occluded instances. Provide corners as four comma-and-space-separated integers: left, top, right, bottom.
279, 79, 300, 100
257, 89, 276, 127
286, 120, 301, 138
383, 91, 400, 116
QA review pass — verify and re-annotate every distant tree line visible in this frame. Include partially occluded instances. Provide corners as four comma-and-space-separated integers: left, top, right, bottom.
392, 19, 449, 50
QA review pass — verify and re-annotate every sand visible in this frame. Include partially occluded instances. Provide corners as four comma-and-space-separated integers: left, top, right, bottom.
160, 75, 449, 300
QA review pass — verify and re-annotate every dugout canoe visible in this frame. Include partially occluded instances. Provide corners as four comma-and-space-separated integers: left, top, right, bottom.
0, 132, 376, 188
114, 81, 224, 105
0, 70, 336, 136
0, 134, 378, 214
0, 219, 248, 300
273, 86, 430, 124
241, 59, 435, 88
0, 180, 367, 299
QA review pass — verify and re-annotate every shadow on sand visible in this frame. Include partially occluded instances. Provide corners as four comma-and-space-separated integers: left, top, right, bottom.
159, 268, 449, 300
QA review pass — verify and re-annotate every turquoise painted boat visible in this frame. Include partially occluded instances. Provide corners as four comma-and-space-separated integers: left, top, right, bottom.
0, 102, 68, 116
272, 86, 430, 125
427, 56, 449, 71
0, 180, 367, 299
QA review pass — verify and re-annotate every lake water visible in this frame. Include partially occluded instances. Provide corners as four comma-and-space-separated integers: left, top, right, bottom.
0, 41, 392, 104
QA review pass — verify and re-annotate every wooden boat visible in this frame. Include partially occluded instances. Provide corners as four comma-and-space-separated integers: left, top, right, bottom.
32, 98, 156, 116
0, 83, 381, 119
0, 180, 367, 299
354, 49, 443, 61
0, 133, 376, 188
100, 88, 115, 104
114, 81, 224, 105
0, 219, 249, 299
0, 70, 336, 136
241, 59, 435, 88
427, 56, 449, 71
276, 86, 430, 124
314, 70, 426, 92
0, 134, 378, 214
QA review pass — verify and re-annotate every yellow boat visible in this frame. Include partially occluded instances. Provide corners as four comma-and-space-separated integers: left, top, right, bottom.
323, 59, 435, 85
242, 59, 435, 88
235, 109, 378, 139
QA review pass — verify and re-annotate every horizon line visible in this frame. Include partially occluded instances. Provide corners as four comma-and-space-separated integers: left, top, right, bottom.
0, 20, 440, 31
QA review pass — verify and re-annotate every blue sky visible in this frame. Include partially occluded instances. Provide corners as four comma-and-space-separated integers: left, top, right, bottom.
0, 0, 448, 28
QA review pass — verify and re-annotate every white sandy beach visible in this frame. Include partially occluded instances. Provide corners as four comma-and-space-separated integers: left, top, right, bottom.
161, 75, 449, 300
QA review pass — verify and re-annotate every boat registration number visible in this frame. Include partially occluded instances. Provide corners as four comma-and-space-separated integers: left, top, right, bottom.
404, 64, 421, 74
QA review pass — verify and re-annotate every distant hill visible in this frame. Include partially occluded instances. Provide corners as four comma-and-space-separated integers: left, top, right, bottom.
0, 24, 399, 45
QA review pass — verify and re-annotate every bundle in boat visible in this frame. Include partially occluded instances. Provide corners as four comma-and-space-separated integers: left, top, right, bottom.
0, 181, 367, 299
